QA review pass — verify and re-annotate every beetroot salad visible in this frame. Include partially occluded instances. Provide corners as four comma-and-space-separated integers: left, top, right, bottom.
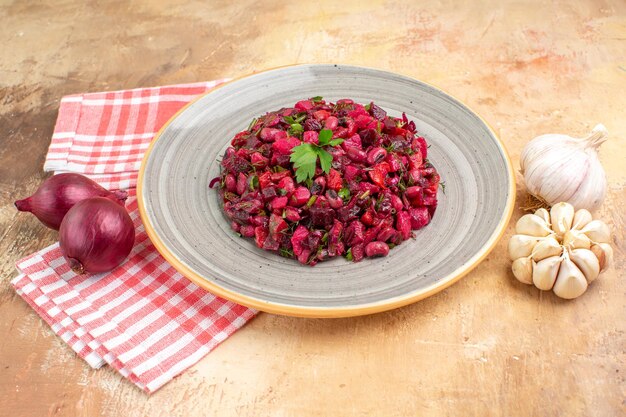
210, 97, 441, 266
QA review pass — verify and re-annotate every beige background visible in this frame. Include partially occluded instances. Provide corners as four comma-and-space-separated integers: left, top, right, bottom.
0, 1, 624, 416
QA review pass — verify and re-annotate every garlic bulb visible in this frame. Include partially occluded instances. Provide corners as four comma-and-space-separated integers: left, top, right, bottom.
520, 124, 608, 211
508, 202, 612, 299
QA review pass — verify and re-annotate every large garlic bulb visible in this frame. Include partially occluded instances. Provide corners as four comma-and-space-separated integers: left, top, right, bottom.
509, 203, 613, 299
520, 124, 608, 211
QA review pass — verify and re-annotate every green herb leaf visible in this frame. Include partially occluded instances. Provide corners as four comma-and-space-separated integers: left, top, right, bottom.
294, 113, 307, 123
318, 129, 333, 146
223, 191, 238, 201
338, 187, 351, 201
285, 113, 306, 125
311, 96, 323, 103
288, 123, 304, 137
248, 175, 259, 190
277, 188, 287, 196
439, 181, 446, 195
317, 148, 333, 174
306, 195, 318, 208
345, 248, 353, 261
290, 143, 318, 183
279, 247, 294, 258
364, 103, 371, 111
289, 129, 342, 183
247, 117, 258, 131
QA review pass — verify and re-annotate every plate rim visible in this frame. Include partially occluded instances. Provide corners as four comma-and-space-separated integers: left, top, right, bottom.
137, 64, 516, 318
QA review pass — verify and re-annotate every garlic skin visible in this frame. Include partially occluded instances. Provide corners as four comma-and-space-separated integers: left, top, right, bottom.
520, 124, 608, 211
509, 203, 612, 299
590, 243, 613, 272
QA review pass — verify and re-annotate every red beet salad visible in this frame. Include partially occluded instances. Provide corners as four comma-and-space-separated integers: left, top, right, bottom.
211, 97, 441, 265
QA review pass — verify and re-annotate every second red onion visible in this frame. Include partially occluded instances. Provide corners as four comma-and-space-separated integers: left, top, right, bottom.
59, 197, 135, 274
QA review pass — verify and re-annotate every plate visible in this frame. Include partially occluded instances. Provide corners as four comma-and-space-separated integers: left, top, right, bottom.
137, 64, 515, 317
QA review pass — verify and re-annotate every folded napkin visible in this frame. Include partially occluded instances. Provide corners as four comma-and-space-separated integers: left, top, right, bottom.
11, 80, 257, 393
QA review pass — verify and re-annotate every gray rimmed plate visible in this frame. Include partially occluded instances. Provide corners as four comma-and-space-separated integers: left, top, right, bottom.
137, 64, 515, 317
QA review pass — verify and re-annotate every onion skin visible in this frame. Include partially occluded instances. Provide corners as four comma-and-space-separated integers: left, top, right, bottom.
14, 173, 127, 230
59, 197, 135, 274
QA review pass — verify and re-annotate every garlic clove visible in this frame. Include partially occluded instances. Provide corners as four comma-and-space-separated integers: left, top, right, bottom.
552, 258, 588, 299
531, 236, 563, 261
590, 243, 613, 272
512, 257, 533, 285
568, 248, 600, 283
562, 230, 591, 250
532, 256, 562, 291
534, 208, 551, 225
515, 214, 552, 237
550, 202, 575, 237
580, 220, 611, 243
572, 209, 593, 230
508, 235, 540, 260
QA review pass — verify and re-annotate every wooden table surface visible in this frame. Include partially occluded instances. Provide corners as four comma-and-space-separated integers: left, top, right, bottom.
1, 1, 624, 416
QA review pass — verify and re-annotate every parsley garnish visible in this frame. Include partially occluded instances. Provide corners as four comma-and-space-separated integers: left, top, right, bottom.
248, 175, 259, 190
284, 113, 306, 125
288, 123, 304, 137
338, 187, 351, 201
439, 181, 446, 194
344, 248, 353, 261
311, 96, 323, 103
318, 128, 344, 147
284, 113, 306, 138
289, 129, 344, 183
290, 144, 320, 183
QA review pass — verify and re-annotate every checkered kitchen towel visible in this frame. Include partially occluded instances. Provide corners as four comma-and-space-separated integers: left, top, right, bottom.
11, 80, 257, 393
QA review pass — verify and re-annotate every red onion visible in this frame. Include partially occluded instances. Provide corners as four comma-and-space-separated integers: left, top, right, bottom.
59, 197, 135, 274
14, 173, 127, 230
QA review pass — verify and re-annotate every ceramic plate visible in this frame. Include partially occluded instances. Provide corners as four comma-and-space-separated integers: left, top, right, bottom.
137, 64, 515, 317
